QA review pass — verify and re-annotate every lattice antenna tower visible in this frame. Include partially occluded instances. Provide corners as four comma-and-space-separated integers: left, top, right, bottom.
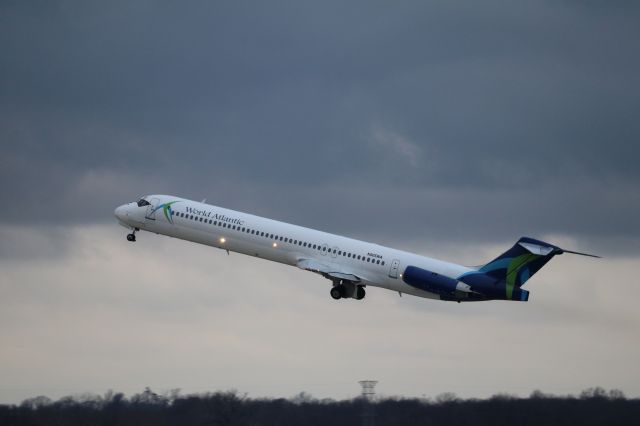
359, 380, 378, 426
358, 380, 378, 400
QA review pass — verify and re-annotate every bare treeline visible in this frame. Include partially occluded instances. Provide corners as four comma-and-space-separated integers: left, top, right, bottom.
1, 387, 638, 425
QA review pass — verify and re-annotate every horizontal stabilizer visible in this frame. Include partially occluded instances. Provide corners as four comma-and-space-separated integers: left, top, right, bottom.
518, 238, 601, 258
518, 241, 556, 256
561, 249, 601, 258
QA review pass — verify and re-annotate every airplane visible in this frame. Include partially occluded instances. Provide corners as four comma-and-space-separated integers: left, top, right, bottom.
114, 195, 598, 303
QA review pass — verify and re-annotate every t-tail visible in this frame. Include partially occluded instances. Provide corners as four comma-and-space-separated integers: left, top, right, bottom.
456, 237, 599, 302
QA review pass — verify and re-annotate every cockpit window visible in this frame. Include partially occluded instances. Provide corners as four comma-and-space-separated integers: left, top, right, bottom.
137, 199, 151, 207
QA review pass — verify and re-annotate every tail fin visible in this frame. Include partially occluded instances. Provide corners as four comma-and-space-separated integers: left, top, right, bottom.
458, 237, 599, 301
479, 237, 563, 288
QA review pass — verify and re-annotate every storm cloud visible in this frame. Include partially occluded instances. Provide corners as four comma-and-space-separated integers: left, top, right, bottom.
2, 1, 639, 248
1, 1, 639, 403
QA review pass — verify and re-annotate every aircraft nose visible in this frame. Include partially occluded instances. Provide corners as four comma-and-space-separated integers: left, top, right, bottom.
114, 204, 128, 221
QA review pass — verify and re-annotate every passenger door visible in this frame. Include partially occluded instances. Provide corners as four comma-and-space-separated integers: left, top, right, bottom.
389, 259, 400, 279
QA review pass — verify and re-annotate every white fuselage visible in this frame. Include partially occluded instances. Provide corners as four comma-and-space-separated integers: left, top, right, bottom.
115, 195, 473, 301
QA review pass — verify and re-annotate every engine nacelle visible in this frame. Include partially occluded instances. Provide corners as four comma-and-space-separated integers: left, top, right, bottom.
402, 265, 472, 296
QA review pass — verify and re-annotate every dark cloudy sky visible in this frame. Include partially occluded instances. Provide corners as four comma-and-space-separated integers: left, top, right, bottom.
1, 1, 639, 403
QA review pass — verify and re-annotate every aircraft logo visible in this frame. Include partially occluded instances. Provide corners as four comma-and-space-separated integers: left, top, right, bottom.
150, 201, 180, 224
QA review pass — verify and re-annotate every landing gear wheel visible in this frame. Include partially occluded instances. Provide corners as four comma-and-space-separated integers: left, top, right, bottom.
330, 286, 343, 300
355, 286, 366, 300
126, 233, 136, 242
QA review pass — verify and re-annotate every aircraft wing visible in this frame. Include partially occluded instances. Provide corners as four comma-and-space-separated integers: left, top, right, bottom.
296, 258, 361, 283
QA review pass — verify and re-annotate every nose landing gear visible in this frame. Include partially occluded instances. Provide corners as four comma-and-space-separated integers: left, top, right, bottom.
126, 229, 138, 242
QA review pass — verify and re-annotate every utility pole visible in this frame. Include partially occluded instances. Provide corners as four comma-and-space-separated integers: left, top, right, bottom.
358, 380, 378, 426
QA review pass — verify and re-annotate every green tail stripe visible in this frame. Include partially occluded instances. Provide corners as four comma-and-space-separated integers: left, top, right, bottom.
506, 253, 538, 299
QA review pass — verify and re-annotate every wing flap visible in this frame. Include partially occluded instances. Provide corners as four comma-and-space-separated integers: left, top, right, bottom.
296, 258, 361, 283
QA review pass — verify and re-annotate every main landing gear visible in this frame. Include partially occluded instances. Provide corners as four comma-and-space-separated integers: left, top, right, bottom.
330, 286, 343, 300
330, 282, 366, 301
126, 229, 138, 242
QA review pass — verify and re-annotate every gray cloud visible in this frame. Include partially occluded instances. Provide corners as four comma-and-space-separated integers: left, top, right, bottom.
1, 1, 639, 256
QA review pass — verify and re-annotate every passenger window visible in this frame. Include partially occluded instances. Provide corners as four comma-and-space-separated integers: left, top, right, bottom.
382, 261, 385, 266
